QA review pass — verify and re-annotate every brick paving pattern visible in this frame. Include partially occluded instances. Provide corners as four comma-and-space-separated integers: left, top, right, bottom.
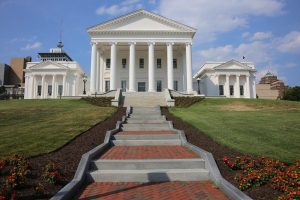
99, 146, 200, 160
78, 181, 229, 200
117, 130, 177, 135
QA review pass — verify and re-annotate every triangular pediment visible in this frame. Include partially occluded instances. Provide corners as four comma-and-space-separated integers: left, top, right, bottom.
29, 61, 69, 70
88, 9, 196, 33
213, 60, 252, 70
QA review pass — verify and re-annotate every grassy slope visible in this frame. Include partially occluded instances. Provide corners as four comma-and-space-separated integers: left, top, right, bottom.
0, 99, 116, 157
169, 99, 300, 162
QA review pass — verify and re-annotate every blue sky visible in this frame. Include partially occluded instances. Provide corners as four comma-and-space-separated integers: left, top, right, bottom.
0, 0, 299, 86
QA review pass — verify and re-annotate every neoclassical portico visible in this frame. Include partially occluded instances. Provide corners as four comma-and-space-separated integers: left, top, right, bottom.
87, 9, 196, 94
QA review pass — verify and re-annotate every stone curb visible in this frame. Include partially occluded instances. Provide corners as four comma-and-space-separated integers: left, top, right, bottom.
50, 106, 131, 200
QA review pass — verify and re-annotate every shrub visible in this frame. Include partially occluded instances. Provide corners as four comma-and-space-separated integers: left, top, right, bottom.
35, 183, 45, 195
283, 86, 300, 101
174, 97, 204, 107
82, 97, 114, 107
43, 161, 63, 184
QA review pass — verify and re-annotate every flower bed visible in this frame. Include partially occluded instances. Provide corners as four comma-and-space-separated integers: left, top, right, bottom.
82, 97, 114, 107
223, 156, 300, 200
0, 155, 64, 200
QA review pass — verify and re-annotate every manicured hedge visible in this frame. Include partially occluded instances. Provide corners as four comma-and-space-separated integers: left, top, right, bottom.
82, 97, 114, 107
174, 97, 204, 107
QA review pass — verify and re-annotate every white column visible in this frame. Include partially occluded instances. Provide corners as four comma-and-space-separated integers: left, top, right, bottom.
41, 75, 45, 99
225, 75, 230, 97
167, 42, 174, 90
246, 75, 250, 98
148, 42, 155, 92
186, 42, 193, 93
90, 42, 97, 94
99, 51, 103, 93
216, 75, 219, 96
129, 42, 136, 92
96, 49, 100, 92
63, 74, 66, 96
52, 75, 56, 98
110, 42, 117, 90
236, 75, 240, 98
24, 76, 28, 99
32, 75, 36, 98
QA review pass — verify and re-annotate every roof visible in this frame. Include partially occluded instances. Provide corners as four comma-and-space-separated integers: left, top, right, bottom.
193, 59, 256, 78
38, 52, 73, 61
265, 71, 274, 77
87, 9, 197, 35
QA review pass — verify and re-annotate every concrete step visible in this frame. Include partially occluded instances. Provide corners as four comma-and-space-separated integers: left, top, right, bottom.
113, 134, 180, 140
112, 139, 182, 146
126, 119, 167, 124
122, 123, 171, 131
90, 159, 206, 170
88, 168, 210, 182
128, 115, 165, 120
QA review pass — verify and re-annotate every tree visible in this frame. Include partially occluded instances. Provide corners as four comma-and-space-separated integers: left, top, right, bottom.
0, 86, 6, 94
283, 86, 300, 101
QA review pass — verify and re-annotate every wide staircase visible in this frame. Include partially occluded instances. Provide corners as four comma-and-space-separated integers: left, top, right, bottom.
78, 107, 228, 199
122, 92, 167, 107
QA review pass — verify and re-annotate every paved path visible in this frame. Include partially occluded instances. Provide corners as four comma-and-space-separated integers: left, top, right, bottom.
77, 107, 228, 199
79, 181, 228, 200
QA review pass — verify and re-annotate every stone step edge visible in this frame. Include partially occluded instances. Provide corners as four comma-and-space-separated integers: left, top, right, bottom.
92, 158, 205, 162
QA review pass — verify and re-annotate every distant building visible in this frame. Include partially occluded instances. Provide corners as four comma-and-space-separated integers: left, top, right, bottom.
256, 72, 286, 99
0, 64, 10, 85
24, 41, 86, 99
9, 57, 32, 86
193, 60, 257, 98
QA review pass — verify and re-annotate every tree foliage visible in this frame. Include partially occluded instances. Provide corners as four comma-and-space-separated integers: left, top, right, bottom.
283, 86, 300, 101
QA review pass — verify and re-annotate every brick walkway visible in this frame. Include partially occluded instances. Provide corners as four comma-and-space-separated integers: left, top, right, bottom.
78, 181, 228, 200
117, 130, 177, 135
99, 146, 200, 160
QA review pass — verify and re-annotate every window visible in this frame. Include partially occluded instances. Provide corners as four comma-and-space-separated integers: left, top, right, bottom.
105, 80, 110, 92
37, 85, 42, 96
173, 59, 177, 69
157, 58, 161, 69
138, 82, 146, 92
58, 85, 63, 96
230, 85, 234, 96
139, 58, 144, 68
240, 85, 244, 96
122, 58, 126, 68
219, 85, 224, 96
106, 59, 111, 69
174, 80, 178, 91
121, 80, 126, 92
48, 85, 52, 96
157, 80, 162, 92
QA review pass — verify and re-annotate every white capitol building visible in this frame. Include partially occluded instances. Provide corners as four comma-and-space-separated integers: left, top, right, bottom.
24, 9, 256, 102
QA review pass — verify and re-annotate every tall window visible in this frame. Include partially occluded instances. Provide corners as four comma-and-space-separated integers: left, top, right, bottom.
230, 85, 234, 96
174, 80, 178, 91
106, 59, 110, 69
138, 82, 146, 92
157, 80, 162, 92
139, 58, 144, 68
219, 85, 224, 96
121, 80, 126, 91
37, 85, 42, 96
157, 58, 161, 68
240, 85, 244, 96
173, 59, 177, 69
122, 58, 126, 68
48, 85, 52, 96
58, 85, 63, 96
105, 80, 110, 92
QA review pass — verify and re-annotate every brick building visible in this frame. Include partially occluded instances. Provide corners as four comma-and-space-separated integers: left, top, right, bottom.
256, 72, 286, 99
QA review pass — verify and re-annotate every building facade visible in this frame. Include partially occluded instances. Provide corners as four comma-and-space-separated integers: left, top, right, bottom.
193, 60, 256, 98
24, 42, 85, 99
256, 72, 286, 99
0, 64, 10, 86
87, 9, 196, 94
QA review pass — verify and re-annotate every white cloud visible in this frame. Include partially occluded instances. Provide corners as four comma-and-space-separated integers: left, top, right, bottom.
158, 0, 285, 42
96, 0, 142, 16
149, 0, 156, 4
21, 42, 42, 51
250, 32, 273, 41
277, 31, 300, 53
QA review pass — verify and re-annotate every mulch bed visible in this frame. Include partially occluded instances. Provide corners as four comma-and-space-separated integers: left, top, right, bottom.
161, 107, 281, 200
11, 107, 126, 200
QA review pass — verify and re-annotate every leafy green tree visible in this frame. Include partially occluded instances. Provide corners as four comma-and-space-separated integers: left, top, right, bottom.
0, 86, 6, 94
283, 86, 300, 101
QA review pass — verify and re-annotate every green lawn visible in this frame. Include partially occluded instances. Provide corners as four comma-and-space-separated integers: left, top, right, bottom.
0, 99, 116, 157
169, 99, 300, 163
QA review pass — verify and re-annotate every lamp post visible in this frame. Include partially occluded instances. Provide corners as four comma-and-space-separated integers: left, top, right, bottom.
197, 77, 201, 95
82, 73, 87, 95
